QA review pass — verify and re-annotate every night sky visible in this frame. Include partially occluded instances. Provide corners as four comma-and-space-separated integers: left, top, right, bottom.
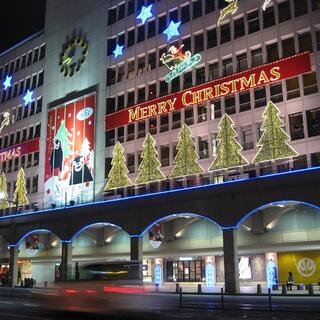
0, 0, 46, 53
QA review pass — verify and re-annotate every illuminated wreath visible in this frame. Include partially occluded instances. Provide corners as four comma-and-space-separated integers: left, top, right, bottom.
59, 37, 88, 77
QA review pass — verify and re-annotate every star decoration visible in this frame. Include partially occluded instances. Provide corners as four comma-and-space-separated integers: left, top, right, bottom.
113, 44, 124, 58
46, 189, 51, 195
163, 21, 181, 41
23, 89, 34, 105
137, 4, 153, 24
3, 75, 12, 90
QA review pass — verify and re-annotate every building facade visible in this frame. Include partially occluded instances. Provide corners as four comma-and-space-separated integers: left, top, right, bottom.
0, 0, 319, 293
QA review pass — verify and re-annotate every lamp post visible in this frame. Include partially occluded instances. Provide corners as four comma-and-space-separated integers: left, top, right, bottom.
0, 192, 18, 213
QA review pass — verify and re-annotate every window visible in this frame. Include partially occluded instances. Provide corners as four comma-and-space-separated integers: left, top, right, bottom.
107, 38, 116, 56
107, 68, 116, 86
225, 96, 236, 115
289, 112, 304, 140
306, 108, 320, 137
303, 72, 318, 95
106, 97, 116, 115
13, 83, 18, 98
184, 72, 193, 89
158, 15, 167, 34
14, 158, 19, 171
31, 74, 37, 90
148, 83, 156, 100
270, 83, 283, 103
127, 153, 135, 173
194, 33, 204, 53
148, 20, 156, 38
34, 123, 41, 138
159, 80, 168, 96
211, 100, 221, 119
27, 154, 32, 168
247, 10, 260, 33
311, 152, 320, 167
251, 48, 263, 67
149, 118, 157, 134
127, 29, 135, 47
127, 0, 134, 15
32, 175, 38, 193
278, 1, 291, 23
207, 28, 217, 49
185, 107, 194, 125
196, 67, 205, 85
147, 52, 156, 71
127, 91, 135, 107
25, 77, 31, 93
160, 145, 169, 167
263, 6, 275, 29
172, 111, 181, 129
286, 77, 300, 100
118, 3, 125, 20
298, 32, 313, 53
137, 56, 145, 75
171, 77, 180, 93
181, 5, 190, 24
282, 37, 295, 57
205, 0, 215, 14
266, 43, 279, 62
182, 37, 191, 52
294, 0, 308, 17
199, 137, 209, 159
193, 0, 202, 19
254, 87, 266, 108
137, 25, 145, 43
234, 18, 245, 39
14, 58, 20, 72
118, 95, 125, 110
9, 133, 14, 146
33, 48, 39, 63
237, 53, 247, 72
127, 124, 135, 141
108, 7, 117, 25
208, 62, 219, 81
239, 92, 251, 112
160, 114, 169, 132
127, 60, 135, 79
197, 105, 207, 123
137, 121, 146, 138
15, 131, 21, 144
19, 80, 24, 95
22, 129, 27, 142
242, 125, 254, 150
33, 152, 39, 166
118, 33, 125, 46
137, 87, 145, 103
220, 23, 231, 44
39, 44, 46, 60
222, 58, 233, 76
169, 9, 178, 22
105, 130, 115, 147
117, 64, 125, 82
28, 127, 34, 140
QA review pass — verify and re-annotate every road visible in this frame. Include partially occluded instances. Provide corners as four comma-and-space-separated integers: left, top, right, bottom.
0, 290, 319, 320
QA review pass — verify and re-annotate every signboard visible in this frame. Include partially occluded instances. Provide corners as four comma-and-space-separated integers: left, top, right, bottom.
0, 138, 40, 163
105, 52, 311, 130
44, 94, 95, 207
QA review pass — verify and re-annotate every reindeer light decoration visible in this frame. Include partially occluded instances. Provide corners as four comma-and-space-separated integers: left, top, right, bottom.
217, 0, 238, 27
262, 0, 272, 11
0, 112, 10, 135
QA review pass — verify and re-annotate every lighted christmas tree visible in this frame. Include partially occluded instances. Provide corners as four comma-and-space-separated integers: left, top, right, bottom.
135, 133, 165, 185
253, 101, 298, 163
104, 141, 132, 191
55, 120, 73, 158
13, 168, 29, 206
209, 114, 248, 171
0, 172, 9, 209
169, 124, 204, 178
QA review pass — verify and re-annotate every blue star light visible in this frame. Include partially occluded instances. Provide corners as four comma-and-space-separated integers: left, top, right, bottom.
163, 21, 181, 41
23, 89, 33, 105
137, 4, 153, 24
3, 75, 12, 90
113, 44, 124, 58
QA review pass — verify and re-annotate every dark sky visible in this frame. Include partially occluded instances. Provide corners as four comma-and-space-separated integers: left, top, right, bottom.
0, 0, 46, 53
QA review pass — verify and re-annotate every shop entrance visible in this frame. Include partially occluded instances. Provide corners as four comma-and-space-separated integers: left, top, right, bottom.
167, 259, 205, 282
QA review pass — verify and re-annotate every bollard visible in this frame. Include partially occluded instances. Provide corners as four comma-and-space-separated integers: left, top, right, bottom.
308, 284, 314, 295
268, 288, 272, 312
220, 288, 224, 311
197, 283, 202, 294
176, 283, 180, 293
257, 284, 262, 295
179, 287, 182, 308
44, 281, 47, 288
282, 284, 287, 295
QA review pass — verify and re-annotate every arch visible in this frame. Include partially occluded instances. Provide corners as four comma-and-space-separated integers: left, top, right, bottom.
139, 212, 224, 237
69, 222, 125, 242
14, 228, 60, 247
235, 200, 320, 228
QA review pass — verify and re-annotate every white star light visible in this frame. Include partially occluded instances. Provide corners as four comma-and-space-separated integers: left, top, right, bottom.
113, 44, 124, 58
163, 21, 181, 41
3, 75, 12, 90
23, 89, 34, 105
137, 4, 153, 24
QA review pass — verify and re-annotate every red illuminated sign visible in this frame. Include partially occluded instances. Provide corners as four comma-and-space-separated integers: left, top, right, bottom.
105, 52, 311, 131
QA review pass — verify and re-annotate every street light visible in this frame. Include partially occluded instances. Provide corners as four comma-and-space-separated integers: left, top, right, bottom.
0, 192, 18, 213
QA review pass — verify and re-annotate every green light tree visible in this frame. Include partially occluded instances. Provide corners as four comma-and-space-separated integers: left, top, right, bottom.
209, 113, 248, 171
104, 141, 132, 191
0, 172, 9, 209
13, 168, 29, 206
135, 133, 165, 185
55, 119, 73, 158
253, 101, 298, 163
169, 124, 204, 178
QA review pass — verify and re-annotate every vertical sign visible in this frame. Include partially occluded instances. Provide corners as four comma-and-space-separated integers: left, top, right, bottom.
44, 94, 95, 207
206, 263, 214, 288
154, 264, 162, 286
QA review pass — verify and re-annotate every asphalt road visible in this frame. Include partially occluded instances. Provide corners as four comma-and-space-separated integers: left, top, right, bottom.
0, 291, 319, 320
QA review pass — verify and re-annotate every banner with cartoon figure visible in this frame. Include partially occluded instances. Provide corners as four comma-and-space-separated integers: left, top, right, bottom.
44, 94, 95, 207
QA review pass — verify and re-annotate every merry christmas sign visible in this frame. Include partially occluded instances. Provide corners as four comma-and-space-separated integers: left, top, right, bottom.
44, 94, 95, 207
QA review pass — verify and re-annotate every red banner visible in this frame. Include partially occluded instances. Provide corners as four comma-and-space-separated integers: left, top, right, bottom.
105, 52, 311, 131
0, 138, 39, 163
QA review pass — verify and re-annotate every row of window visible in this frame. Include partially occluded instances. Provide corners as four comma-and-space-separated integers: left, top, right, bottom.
0, 123, 41, 150
5, 173, 39, 196
105, 107, 320, 175
107, 0, 319, 56
0, 70, 44, 104
0, 44, 45, 80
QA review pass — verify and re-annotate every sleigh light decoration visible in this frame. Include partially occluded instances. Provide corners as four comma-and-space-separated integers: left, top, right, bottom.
161, 45, 201, 83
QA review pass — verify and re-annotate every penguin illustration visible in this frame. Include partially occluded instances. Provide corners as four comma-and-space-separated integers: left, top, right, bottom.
69, 155, 93, 185
50, 139, 63, 176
